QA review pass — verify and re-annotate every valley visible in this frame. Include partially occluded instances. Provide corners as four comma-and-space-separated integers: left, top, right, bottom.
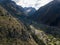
0, 0, 60, 45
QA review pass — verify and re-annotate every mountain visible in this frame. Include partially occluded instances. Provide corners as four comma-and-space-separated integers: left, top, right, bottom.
0, 0, 60, 45
0, 3, 39, 45
31, 0, 60, 27
0, 0, 45, 45
0, 0, 25, 17
24, 7, 36, 16
0, 0, 36, 17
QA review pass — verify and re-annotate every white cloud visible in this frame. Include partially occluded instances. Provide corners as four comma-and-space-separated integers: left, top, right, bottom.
12, 0, 53, 10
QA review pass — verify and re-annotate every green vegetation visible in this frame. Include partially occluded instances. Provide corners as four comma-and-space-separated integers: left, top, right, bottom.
0, 5, 38, 45
31, 33, 45, 45
30, 21, 60, 45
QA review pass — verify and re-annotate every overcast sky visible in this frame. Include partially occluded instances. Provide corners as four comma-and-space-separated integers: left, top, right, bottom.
12, 0, 53, 10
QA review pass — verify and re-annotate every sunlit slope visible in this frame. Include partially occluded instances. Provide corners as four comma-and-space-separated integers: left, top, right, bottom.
0, 5, 37, 45
30, 21, 60, 45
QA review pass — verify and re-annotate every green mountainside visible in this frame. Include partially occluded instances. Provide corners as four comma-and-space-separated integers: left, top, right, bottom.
0, 5, 38, 45
0, 0, 60, 45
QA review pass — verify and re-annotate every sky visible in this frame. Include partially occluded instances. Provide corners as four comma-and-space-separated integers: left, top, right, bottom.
12, 0, 53, 10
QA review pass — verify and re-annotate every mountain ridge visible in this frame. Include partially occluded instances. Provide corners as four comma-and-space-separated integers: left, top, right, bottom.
30, 0, 60, 27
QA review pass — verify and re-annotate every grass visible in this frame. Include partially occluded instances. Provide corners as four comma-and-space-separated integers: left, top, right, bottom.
0, 5, 38, 45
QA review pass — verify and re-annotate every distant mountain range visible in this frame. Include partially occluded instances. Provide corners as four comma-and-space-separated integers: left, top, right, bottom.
24, 7, 36, 16
0, 0, 36, 17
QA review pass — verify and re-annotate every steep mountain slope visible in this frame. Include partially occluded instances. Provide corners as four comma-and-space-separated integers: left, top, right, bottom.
20, 16, 60, 45
0, 0, 25, 17
0, 5, 38, 45
31, 0, 60, 27
0, 0, 36, 18
0, 0, 45, 45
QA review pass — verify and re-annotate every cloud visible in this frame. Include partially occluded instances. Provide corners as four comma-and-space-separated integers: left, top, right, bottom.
12, 0, 20, 2
12, 0, 53, 10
